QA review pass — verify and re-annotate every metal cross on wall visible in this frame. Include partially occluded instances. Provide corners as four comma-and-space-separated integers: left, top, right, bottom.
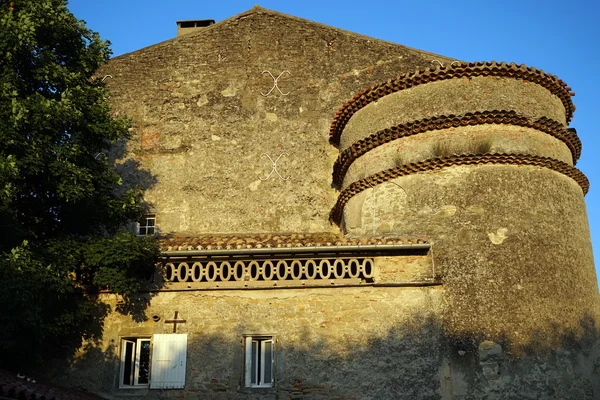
261, 70, 290, 96
165, 311, 186, 333
259, 152, 290, 181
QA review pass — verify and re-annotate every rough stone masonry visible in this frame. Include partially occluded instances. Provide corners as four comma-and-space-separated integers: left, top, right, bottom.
50, 6, 600, 400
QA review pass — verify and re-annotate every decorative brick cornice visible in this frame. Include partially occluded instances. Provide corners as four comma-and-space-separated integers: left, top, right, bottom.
330, 153, 589, 225
332, 110, 581, 187
329, 61, 575, 145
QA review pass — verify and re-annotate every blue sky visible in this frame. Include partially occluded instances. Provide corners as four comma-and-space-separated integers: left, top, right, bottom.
68, 0, 600, 286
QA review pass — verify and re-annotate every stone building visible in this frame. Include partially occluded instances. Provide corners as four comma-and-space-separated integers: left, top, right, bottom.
60, 6, 600, 400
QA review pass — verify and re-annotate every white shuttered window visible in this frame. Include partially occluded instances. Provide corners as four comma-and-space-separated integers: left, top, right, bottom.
150, 334, 188, 389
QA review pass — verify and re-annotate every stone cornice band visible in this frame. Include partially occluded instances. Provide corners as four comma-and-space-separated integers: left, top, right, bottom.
329, 153, 589, 225
332, 110, 581, 187
329, 61, 575, 145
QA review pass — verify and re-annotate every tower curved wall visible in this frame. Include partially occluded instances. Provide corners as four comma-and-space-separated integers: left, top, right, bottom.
331, 61, 599, 364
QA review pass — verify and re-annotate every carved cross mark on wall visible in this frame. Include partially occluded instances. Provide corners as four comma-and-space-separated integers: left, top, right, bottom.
261, 70, 290, 96
165, 311, 186, 333
259, 152, 290, 181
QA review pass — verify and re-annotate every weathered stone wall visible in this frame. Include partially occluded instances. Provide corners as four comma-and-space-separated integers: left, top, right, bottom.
345, 166, 599, 343
57, 286, 445, 400
58, 6, 600, 399
98, 7, 452, 236
56, 280, 600, 400
337, 67, 600, 398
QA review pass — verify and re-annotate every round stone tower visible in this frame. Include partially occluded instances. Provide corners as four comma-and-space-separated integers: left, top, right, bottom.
330, 61, 599, 355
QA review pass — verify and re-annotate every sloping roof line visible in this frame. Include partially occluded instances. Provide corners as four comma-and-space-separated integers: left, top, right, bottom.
160, 232, 430, 252
112, 5, 453, 62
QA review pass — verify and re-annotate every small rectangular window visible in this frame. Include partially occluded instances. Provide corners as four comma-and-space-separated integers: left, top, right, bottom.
138, 214, 156, 236
244, 336, 274, 388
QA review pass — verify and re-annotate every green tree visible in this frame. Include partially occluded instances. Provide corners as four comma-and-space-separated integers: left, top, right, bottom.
0, 0, 160, 370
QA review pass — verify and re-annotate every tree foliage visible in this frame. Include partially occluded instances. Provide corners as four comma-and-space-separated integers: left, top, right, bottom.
0, 0, 160, 370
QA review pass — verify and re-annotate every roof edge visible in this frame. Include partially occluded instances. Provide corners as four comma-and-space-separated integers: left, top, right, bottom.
110, 5, 454, 62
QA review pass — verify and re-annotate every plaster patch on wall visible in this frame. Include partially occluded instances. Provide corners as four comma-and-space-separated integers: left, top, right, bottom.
196, 94, 208, 107
343, 191, 367, 230
308, 222, 322, 231
179, 199, 190, 232
488, 228, 508, 245
434, 165, 472, 186
283, 214, 303, 231
220, 82, 238, 97
248, 180, 261, 191
417, 205, 434, 216
437, 205, 457, 217
377, 223, 391, 233
466, 205, 485, 215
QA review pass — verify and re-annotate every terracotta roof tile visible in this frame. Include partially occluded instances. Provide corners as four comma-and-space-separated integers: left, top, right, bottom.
159, 232, 429, 251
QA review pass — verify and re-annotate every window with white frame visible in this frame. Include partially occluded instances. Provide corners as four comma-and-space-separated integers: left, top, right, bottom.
120, 338, 151, 387
137, 214, 156, 236
119, 334, 187, 389
244, 335, 274, 388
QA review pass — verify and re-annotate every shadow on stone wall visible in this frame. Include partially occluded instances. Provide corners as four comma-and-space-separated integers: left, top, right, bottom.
52, 311, 600, 400
114, 292, 159, 323
440, 312, 600, 400
32, 141, 162, 377
97, 138, 163, 323
55, 339, 120, 394
111, 136, 164, 319
111, 138, 158, 202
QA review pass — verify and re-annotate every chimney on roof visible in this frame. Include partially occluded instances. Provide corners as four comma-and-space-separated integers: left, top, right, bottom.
176, 19, 215, 37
